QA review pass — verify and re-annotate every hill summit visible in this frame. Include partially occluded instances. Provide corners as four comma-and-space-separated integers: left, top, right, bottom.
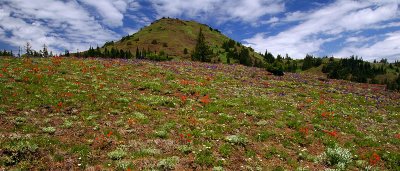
102, 18, 263, 64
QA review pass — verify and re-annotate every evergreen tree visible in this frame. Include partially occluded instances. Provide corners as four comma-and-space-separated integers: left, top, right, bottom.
302, 54, 313, 70
239, 48, 251, 66
104, 48, 109, 58
25, 42, 32, 57
191, 28, 213, 62
120, 49, 125, 58
135, 47, 140, 58
96, 46, 101, 57
276, 54, 283, 62
285, 54, 292, 60
264, 49, 275, 63
65, 50, 70, 57
42, 44, 48, 57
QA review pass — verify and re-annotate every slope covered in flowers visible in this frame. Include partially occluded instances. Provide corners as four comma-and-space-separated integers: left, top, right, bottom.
0, 57, 399, 170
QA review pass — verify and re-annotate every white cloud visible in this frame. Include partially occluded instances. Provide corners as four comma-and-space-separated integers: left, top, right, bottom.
78, 0, 137, 27
243, 0, 400, 59
126, 13, 153, 26
344, 35, 377, 44
149, 0, 285, 24
335, 32, 400, 61
123, 28, 138, 35
0, 0, 138, 54
260, 17, 279, 25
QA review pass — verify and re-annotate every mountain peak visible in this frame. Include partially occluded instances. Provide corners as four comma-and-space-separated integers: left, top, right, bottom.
103, 18, 263, 63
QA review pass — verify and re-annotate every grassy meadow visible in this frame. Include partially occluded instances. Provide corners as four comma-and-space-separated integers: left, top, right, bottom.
0, 57, 399, 170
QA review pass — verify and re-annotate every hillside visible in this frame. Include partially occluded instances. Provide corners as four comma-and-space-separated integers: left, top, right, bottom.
297, 57, 400, 89
1, 57, 399, 170
101, 18, 263, 64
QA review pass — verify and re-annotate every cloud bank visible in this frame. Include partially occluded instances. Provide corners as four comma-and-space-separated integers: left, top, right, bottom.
243, 0, 400, 61
0, 0, 399, 61
0, 0, 137, 53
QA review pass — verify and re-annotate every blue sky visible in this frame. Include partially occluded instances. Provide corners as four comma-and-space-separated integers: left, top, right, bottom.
0, 0, 399, 61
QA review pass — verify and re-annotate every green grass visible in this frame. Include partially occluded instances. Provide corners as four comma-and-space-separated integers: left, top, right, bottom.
0, 57, 398, 170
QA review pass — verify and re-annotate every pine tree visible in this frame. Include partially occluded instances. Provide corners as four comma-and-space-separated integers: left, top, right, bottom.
25, 42, 32, 57
239, 48, 251, 66
276, 54, 283, 62
96, 46, 101, 57
120, 49, 125, 58
264, 49, 275, 64
136, 47, 140, 58
191, 28, 213, 62
42, 44, 48, 57
65, 50, 70, 57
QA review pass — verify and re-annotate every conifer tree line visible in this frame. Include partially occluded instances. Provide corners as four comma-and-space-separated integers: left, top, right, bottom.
19, 42, 54, 57
322, 56, 386, 83
76, 45, 171, 61
221, 38, 263, 67
0, 50, 13, 56
80, 46, 133, 59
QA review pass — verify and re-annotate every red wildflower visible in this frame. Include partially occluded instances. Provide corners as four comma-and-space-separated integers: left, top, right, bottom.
179, 133, 184, 140
299, 127, 309, 135
107, 131, 113, 137
63, 92, 73, 98
200, 95, 210, 105
0, 73, 3, 78
32, 67, 40, 73
180, 95, 187, 103
321, 112, 334, 118
369, 152, 380, 165
23, 76, 29, 82
57, 102, 63, 107
323, 130, 338, 137
180, 79, 190, 85
395, 133, 400, 139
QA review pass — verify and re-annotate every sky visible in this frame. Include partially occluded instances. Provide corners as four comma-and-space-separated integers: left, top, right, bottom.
0, 0, 399, 61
